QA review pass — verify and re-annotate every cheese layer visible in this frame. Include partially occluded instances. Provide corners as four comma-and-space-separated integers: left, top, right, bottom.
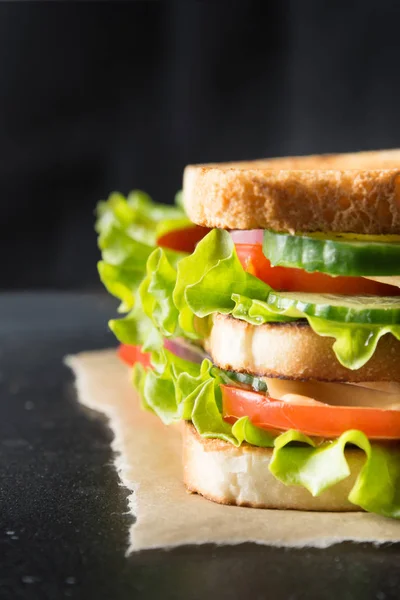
266, 378, 400, 410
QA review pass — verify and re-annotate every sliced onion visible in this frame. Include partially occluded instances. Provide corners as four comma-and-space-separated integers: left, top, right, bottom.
229, 230, 264, 245
164, 338, 209, 364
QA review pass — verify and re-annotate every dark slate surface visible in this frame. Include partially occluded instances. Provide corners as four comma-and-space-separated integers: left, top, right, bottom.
0, 292, 399, 600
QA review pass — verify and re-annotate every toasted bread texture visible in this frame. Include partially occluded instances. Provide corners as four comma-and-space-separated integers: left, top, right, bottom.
182, 422, 362, 511
183, 149, 400, 234
206, 314, 400, 383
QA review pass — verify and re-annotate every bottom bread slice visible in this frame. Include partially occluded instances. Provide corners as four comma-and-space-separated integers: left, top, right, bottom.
182, 422, 364, 511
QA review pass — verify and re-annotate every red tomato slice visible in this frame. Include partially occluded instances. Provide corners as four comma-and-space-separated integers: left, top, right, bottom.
221, 385, 400, 440
235, 243, 400, 296
117, 344, 151, 368
157, 225, 211, 253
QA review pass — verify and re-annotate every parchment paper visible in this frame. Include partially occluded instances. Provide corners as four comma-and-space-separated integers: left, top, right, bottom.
66, 349, 400, 551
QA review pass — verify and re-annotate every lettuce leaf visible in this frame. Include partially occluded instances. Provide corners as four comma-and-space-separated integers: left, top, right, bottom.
97, 190, 189, 343
109, 296, 163, 352
172, 228, 289, 338
173, 229, 237, 337
99, 229, 154, 268
140, 248, 185, 337
232, 417, 276, 447
135, 353, 400, 518
132, 362, 153, 411
96, 190, 186, 248
182, 229, 271, 318
231, 293, 297, 324
308, 316, 400, 370
98, 261, 145, 313
109, 245, 187, 350
270, 429, 400, 518
96, 190, 187, 314
142, 349, 235, 441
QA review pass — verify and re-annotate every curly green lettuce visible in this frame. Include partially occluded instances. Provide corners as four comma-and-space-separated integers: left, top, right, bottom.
96, 189, 187, 248
96, 190, 188, 345
96, 190, 189, 312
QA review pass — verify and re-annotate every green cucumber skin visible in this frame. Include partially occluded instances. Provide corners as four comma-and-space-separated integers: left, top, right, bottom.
223, 370, 268, 392
263, 230, 400, 276
267, 291, 400, 324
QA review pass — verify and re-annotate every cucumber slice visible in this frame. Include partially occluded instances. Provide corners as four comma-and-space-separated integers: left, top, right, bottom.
218, 369, 268, 392
266, 291, 400, 324
263, 230, 400, 276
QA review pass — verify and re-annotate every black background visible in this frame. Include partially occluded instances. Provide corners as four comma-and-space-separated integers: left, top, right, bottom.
2, 0, 400, 289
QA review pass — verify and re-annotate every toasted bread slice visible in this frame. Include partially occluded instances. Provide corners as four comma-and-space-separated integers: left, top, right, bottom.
206, 314, 400, 382
183, 149, 400, 234
183, 422, 363, 511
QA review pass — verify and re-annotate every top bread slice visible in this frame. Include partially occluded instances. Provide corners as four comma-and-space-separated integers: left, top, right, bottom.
183, 149, 400, 234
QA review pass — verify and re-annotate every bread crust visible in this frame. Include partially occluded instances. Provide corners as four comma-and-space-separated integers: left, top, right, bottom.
183, 149, 400, 234
182, 422, 363, 511
206, 314, 400, 382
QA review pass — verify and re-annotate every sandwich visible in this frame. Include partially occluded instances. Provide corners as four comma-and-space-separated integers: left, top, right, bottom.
96, 149, 400, 518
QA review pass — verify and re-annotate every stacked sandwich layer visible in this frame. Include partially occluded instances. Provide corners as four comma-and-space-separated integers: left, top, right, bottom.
97, 150, 400, 518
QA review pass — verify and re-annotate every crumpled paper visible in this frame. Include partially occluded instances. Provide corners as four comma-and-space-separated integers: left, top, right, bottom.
66, 349, 400, 551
